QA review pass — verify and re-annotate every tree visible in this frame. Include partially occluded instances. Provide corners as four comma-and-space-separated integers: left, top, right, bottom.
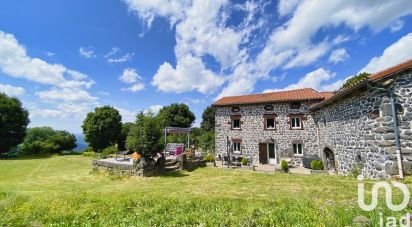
126, 112, 162, 157
341, 72, 371, 90
157, 103, 195, 128
198, 130, 215, 152
200, 106, 215, 131
82, 106, 122, 152
21, 127, 77, 155
117, 122, 135, 151
0, 93, 29, 155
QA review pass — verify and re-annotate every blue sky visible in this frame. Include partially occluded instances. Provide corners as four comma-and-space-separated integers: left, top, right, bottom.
0, 0, 412, 134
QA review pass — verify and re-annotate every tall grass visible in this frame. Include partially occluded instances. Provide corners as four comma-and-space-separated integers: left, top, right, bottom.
0, 156, 410, 226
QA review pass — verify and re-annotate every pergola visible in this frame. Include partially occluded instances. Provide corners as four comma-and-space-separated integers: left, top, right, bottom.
163, 127, 192, 156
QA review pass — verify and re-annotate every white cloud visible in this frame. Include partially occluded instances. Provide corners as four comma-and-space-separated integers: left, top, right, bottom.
263, 68, 343, 93
36, 88, 98, 103
390, 20, 404, 32
328, 48, 350, 64
278, 0, 302, 17
46, 51, 55, 57
0, 83, 25, 96
121, 83, 145, 92
144, 104, 163, 115
107, 53, 134, 63
125, 0, 412, 100
152, 55, 224, 94
115, 106, 137, 123
104, 47, 120, 58
360, 33, 412, 73
123, 0, 190, 27
79, 47, 96, 58
119, 68, 141, 84
119, 68, 145, 92
0, 31, 94, 89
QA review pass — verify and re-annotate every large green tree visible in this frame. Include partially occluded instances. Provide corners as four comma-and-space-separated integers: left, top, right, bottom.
117, 122, 135, 151
82, 106, 122, 152
0, 93, 29, 155
200, 106, 215, 131
21, 127, 77, 154
126, 112, 162, 157
157, 103, 195, 128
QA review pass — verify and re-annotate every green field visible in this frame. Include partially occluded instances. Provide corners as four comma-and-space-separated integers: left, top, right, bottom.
0, 155, 410, 226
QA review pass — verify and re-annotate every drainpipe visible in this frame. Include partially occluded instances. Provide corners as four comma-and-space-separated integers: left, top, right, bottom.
368, 82, 403, 179
389, 91, 404, 179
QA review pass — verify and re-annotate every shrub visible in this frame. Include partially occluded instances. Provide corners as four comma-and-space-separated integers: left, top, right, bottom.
241, 157, 249, 165
203, 153, 215, 162
101, 145, 118, 159
310, 160, 324, 170
281, 160, 289, 172
350, 165, 362, 178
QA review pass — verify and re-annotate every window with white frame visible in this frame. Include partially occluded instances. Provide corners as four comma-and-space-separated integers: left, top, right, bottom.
293, 143, 303, 156
291, 117, 302, 129
233, 142, 241, 153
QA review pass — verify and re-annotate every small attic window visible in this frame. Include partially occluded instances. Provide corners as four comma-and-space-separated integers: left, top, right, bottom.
264, 105, 274, 111
231, 106, 240, 112
290, 102, 301, 109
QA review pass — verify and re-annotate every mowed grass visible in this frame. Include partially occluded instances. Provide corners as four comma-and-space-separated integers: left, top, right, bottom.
0, 156, 411, 226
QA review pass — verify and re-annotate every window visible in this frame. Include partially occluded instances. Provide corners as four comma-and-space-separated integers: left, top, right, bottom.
291, 117, 302, 129
233, 142, 241, 153
264, 105, 274, 111
264, 114, 277, 130
233, 119, 241, 129
293, 143, 303, 156
266, 118, 275, 129
290, 102, 301, 109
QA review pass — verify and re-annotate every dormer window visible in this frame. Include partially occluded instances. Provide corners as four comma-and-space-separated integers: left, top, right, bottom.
264, 105, 274, 111
290, 102, 301, 109
231, 106, 240, 112
263, 114, 277, 130
230, 115, 241, 130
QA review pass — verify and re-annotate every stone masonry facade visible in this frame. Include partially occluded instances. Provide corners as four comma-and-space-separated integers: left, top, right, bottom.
214, 70, 412, 179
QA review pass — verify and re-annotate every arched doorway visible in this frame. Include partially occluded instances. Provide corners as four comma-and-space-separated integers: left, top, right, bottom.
323, 147, 336, 171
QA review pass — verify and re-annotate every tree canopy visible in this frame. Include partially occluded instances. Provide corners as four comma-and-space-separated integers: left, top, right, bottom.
21, 127, 77, 155
126, 112, 162, 157
82, 106, 122, 152
0, 93, 30, 155
200, 106, 215, 131
340, 72, 371, 90
157, 103, 195, 128
117, 122, 135, 151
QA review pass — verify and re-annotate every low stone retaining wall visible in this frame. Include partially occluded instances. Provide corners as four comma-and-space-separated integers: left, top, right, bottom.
92, 159, 157, 177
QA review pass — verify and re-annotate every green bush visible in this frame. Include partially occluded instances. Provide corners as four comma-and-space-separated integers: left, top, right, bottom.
310, 160, 324, 170
350, 165, 362, 178
241, 157, 249, 165
101, 145, 118, 159
281, 160, 289, 172
203, 153, 215, 162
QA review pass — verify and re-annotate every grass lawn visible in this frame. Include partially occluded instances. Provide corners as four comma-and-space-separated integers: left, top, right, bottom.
0, 155, 411, 226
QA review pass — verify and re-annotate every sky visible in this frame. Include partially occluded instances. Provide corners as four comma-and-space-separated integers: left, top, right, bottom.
0, 0, 412, 134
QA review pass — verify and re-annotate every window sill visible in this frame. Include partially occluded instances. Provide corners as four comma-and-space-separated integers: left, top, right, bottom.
264, 128, 276, 131
293, 154, 303, 158
231, 128, 242, 131
290, 128, 304, 130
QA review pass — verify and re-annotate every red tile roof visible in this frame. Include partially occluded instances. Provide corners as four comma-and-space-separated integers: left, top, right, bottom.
311, 58, 412, 110
369, 59, 412, 81
213, 88, 334, 106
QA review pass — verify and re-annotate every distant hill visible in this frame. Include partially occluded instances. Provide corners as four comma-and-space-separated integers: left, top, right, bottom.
74, 134, 88, 152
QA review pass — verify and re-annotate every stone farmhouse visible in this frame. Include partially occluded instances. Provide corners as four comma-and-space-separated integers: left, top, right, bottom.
213, 59, 412, 178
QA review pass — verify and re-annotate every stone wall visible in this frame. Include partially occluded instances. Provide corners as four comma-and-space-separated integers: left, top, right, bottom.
215, 101, 320, 166
215, 71, 412, 178
313, 71, 412, 178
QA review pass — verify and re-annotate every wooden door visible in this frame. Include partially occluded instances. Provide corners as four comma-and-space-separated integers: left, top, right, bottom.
259, 143, 268, 164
